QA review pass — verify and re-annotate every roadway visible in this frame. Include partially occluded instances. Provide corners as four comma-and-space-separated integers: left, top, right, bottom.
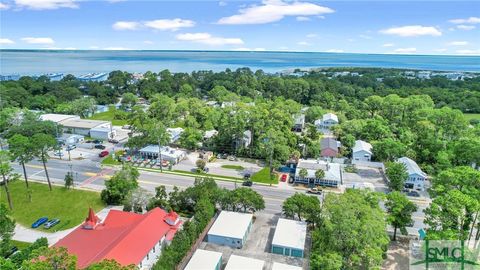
10, 159, 293, 214
10, 158, 429, 229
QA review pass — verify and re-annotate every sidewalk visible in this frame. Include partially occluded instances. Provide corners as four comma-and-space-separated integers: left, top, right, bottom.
12, 206, 121, 245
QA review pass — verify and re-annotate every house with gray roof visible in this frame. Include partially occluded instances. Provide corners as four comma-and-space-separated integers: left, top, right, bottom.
352, 140, 373, 161
315, 113, 339, 130
292, 114, 305, 132
397, 157, 427, 190
294, 159, 341, 187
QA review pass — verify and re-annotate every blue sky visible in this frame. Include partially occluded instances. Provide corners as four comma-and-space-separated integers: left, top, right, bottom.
0, 0, 479, 55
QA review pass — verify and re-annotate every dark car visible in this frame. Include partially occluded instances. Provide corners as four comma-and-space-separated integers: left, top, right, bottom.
44, 218, 60, 229
244, 173, 251, 179
407, 191, 421, 197
4, 246, 18, 258
93, 139, 104, 144
99, 150, 109, 157
242, 180, 253, 187
94, 144, 106, 150
66, 144, 76, 151
108, 139, 119, 144
32, 217, 49, 228
203, 167, 209, 173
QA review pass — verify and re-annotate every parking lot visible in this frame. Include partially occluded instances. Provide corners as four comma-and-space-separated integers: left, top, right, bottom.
200, 213, 307, 269
173, 152, 263, 179
341, 165, 388, 192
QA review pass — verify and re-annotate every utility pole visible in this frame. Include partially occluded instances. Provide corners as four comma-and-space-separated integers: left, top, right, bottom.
158, 137, 163, 172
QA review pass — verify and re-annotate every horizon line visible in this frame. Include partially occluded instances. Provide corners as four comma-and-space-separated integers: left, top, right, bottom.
0, 48, 479, 57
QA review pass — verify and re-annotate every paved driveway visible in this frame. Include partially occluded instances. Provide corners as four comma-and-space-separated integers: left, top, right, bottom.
13, 206, 122, 245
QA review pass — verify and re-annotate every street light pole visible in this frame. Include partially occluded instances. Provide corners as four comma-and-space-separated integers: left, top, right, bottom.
158, 138, 163, 172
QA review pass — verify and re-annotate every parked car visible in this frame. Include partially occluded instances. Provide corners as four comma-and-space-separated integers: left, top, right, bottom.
44, 218, 60, 229
281, 174, 288, 182
53, 151, 64, 157
203, 167, 209, 173
66, 144, 76, 151
244, 173, 251, 179
228, 155, 237, 161
99, 150, 109, 157
242, 180, 253, 187
161, 160, 170, 167
288, 176, 295, 184
93, 139, 103, 144
108, 139, 119, 144
407, 190, 421, 197
307, 187, 322, 195
4, 246, 18, 258
122, 125, 131, 129
94, 144, 106, 150
32, 217, 49, 228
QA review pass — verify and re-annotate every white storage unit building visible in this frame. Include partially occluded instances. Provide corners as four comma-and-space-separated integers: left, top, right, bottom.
184, 249, 222, 270
207, 211, 253, 249
224, 255, 264, 270
272, 262, 303, 270
271, 218, 307, 258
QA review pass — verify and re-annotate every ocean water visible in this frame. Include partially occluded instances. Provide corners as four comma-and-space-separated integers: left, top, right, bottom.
0, 50, 479, 75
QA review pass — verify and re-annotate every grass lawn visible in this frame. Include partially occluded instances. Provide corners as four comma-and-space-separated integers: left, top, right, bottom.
251, 167, 278, 184
101, 150, 125, 165
88, 107, 128, 126
11, 240, 32, 250
464, 113, 480, 121
0, 181, 105, 232
221, 164, 245, 170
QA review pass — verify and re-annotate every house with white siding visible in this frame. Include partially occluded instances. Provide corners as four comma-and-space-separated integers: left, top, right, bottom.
397, 157, 427, 190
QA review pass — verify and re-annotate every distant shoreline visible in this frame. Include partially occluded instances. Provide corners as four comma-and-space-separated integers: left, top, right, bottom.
1, 48, 479, 58
1, 50, 479, 74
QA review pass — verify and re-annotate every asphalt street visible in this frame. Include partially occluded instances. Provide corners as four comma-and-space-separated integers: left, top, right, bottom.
10, 158, 429, 229
11, 159, 292, 214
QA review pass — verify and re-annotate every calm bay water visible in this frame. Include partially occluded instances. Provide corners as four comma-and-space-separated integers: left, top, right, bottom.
1, 50, 479, 75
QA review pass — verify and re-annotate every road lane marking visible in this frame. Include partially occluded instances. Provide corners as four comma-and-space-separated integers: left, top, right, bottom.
30, 170, 45, 177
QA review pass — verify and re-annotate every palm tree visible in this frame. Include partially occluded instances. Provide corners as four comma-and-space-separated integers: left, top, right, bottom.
299, 168, 308, 179
0, 150, 19, 210
32, 134, 57, 191
315, 169, 325, 180
8, 134, 33, 189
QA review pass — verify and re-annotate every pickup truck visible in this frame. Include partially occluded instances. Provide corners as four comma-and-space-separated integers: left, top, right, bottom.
307, 188, 322, 195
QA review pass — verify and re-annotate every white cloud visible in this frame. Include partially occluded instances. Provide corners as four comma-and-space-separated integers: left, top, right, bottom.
89, 46, 100, 49
217, 0, 334, 25
296, 16, 311, 21
449, 17, 480, 24
218, 1, 227, 6
380, 25, 442, 37
113, 21, 141, 31
108, 0, 126, 3
21, 37, 55, 44
176, 33, 244, 46
394, 47, 417, 54
0, 38, 15, 44
0, 2, 9, 9
297, 41, 311, 46
434, 48, 447, 53
383, 43, 394, 47
457, 25, 476, 30
448, 41, 469, 46
326, 49, 344, 53
143, 40, 154, 45
233, 47, 266, 51
113, 18, 195, 31
144, 18, 195, 31
455, 49, 480, 55
15, 0, 78, 10
306, 33, 317, 38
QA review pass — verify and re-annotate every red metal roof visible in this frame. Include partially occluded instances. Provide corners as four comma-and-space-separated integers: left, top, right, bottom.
54, 208, 180, 269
